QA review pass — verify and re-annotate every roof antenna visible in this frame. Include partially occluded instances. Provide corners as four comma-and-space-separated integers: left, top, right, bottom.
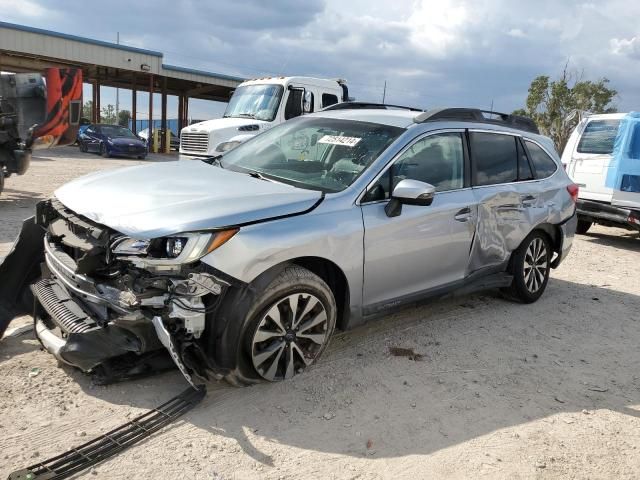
382, 80, 387, 103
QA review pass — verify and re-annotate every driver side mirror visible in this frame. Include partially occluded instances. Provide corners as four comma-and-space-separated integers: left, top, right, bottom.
384, 179, 436, 217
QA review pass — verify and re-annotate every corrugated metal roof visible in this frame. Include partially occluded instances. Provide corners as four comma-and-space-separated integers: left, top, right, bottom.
0, 21, 163, 56
0, 21, 245, 84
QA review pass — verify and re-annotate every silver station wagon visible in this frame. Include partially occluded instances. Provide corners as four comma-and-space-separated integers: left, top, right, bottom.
0, 104, 578, 387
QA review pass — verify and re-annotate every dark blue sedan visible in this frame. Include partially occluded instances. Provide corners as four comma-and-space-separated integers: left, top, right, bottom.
78, 124, 147, 159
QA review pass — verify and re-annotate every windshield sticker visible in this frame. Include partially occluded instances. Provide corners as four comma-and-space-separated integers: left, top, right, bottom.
318, 135, 362, 147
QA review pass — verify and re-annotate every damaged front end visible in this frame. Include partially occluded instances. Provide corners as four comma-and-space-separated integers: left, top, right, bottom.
0, 198, 235, 385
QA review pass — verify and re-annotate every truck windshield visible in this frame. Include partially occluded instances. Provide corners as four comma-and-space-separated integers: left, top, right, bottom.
221, 117, 405, 193
223, 84, 284, 122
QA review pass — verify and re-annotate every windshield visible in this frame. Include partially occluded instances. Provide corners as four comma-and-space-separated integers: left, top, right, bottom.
224, 84, 284, 121
221, 117, 405, 192
100, 125, 137, 138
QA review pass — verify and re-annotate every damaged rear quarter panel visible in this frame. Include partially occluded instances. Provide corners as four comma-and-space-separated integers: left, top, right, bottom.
469, 172, 575, 272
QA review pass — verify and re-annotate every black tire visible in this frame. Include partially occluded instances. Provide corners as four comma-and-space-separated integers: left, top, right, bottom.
576, 219, 592, 235
100, 143, 110, 158
137, 155, 146, 160
502, 230, 552, 304
219, 265, 337, 386
0, 168, 4, 195
79, 141, 87, 153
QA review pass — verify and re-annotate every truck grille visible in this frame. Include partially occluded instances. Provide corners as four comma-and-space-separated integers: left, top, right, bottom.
180, 132, 209, 153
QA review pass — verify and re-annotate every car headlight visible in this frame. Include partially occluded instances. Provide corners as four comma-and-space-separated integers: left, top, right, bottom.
215, 140, 241, 152
112, 229, 239, 265
107, 138, 114, 145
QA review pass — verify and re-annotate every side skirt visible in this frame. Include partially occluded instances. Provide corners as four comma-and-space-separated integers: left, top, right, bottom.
362, 266, 512, 320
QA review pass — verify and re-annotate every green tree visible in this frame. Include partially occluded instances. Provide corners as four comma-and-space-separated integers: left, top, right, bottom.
117, 109, 131, 128
513, 66, 617, 153
100, 104, 116, 124
82, 100, 93, 120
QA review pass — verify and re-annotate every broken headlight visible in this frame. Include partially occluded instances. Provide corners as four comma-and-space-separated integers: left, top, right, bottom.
113, 229, 238, 269
165, 237, 187, 258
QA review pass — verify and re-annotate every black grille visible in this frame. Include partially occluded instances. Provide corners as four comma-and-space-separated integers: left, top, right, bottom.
31, 279, 98, 334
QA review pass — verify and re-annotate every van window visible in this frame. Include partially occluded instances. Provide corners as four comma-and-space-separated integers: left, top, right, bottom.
322, 93, 339, 108
471, 132, 518, 186
525, 141, 558, 178
576, 120, 620, 154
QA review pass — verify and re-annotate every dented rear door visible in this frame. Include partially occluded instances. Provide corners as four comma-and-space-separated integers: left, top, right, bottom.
468, 131, 536, 272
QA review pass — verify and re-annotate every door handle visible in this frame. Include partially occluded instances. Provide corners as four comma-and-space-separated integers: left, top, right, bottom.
521, 195, 536, 206
454, 207, 472, 222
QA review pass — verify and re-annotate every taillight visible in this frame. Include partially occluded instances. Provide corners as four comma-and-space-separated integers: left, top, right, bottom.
566, 183, 579, 203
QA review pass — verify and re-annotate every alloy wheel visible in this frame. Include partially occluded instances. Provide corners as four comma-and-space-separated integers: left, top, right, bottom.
251, 292, 329, 381
523, 237, 548, 293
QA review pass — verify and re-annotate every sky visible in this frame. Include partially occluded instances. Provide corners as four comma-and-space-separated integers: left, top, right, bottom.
3, 0, 640, 121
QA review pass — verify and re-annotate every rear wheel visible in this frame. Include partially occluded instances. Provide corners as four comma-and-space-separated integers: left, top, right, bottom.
225, 266, 337, 385
502, 230, 551, 303
0, 168, 4, 195
576, 219, 592, 235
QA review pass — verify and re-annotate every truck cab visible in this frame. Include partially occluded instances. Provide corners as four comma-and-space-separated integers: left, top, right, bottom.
562, 112, 640, 233
179, 76, 348, 158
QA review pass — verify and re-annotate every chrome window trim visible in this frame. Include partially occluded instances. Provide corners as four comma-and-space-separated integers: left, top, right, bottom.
357, 128, 467, 205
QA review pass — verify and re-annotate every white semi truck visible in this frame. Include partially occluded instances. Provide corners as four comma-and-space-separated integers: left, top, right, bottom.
179, 76, 348, 158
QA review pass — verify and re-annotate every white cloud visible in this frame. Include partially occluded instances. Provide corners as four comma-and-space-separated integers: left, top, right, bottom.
610, 36, 640, 59
406, 0, 471, 56
507, 28, 526, 38
0, 0, 50, 17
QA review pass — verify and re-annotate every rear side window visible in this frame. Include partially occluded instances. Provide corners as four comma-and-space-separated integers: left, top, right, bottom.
471, 132, 518, 186
577, 120, 620, 154
322, 93, 339, 108
525, 141, 558, 178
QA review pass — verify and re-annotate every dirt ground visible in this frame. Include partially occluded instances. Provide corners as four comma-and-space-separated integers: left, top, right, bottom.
1, 147, 640, 479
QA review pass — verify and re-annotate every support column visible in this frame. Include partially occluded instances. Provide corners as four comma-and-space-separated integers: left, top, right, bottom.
161, 77, 168, 153
148, 74, 154, 152
91, 80, 98, 124
177, 94, 184, 133
184, 96, 189, 126
95, 78, 101, 123
131, 76, 137, 134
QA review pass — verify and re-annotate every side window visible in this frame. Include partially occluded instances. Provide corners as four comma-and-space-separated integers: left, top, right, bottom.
284, 89, 304, 120
322, 93, 339, 108
471, 132, 518, 186
525, 140, 558, 178
576, 120, 620, 154
362, 133, 464, 202
517, 140, 535, 181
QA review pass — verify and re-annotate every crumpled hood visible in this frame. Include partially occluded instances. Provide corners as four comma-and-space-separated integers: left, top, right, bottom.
54, 161, 322, 239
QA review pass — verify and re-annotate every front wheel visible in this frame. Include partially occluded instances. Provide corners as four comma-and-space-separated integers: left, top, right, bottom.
502, 231, 551, 303
79, 141, 87, 153
100, 143, 110, 158
226, 266, 337, 385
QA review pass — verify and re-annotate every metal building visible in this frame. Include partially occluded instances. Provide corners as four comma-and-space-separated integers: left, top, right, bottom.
0, 21, 245, 152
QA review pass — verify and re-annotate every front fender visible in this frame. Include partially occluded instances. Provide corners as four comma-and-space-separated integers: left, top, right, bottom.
0, 216, 45, 337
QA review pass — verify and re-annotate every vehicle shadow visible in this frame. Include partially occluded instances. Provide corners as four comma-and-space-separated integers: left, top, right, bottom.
579, 231, 640, 252
66, 277, 640, 464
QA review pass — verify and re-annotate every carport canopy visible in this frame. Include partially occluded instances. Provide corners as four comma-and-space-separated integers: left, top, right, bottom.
0, 21, 246, 151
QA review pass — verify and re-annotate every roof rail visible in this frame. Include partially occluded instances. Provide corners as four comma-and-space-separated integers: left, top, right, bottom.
414, 108, 539, 134
322, 102, 423, 112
